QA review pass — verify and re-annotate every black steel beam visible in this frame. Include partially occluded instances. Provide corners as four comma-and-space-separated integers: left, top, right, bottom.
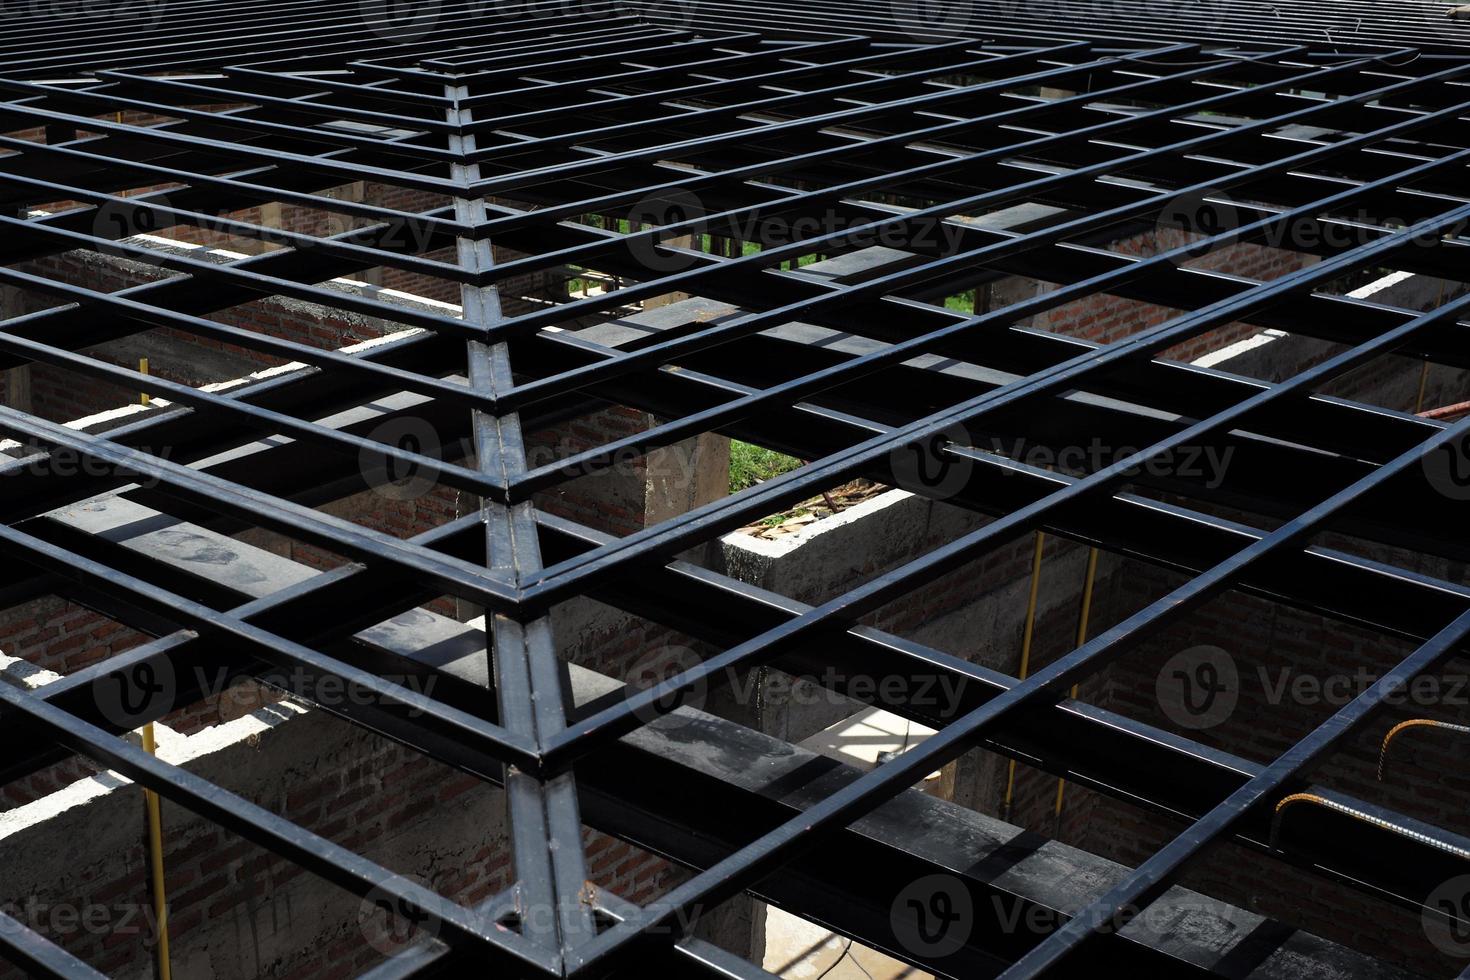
0, 18, 1464, 980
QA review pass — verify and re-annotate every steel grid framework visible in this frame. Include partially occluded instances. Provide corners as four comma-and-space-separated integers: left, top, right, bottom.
634, 0, 1470, 59
0, 3, 1466, 978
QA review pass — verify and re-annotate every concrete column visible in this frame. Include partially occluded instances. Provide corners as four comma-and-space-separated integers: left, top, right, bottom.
0, 285, 29, 412
257, 200, 285, 253
639, 235, 693, 309
325, 182, 382, 286
644, 429, 729, 526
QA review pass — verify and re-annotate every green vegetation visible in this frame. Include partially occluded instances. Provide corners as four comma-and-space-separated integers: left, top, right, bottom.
944, 289, 978, 313
729, 440, 803, 493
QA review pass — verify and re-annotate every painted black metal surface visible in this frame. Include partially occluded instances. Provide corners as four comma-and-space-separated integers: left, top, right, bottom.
0, 5, 1465, 977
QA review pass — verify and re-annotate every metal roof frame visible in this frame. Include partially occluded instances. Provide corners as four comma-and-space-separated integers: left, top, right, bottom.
0, 5, 1467, 977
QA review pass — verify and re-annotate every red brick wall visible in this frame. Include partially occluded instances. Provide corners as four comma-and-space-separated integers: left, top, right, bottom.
584, 828, 688, 905
0, 157, 1443, 976
1022, 561, 1470, 976
1030, 231, 1313, 361
0, 598, 139, 811
0, 721, 510, 979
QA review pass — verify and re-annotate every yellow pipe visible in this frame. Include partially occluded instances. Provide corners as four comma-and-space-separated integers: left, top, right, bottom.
141, 723, 172, 980
1002, 531, 1046, 818
1054, 546, 1100, 818
140, 357, 150, 407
